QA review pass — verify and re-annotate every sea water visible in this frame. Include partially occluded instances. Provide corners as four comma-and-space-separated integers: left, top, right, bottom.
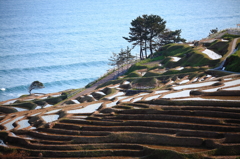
0, 0, 239, 101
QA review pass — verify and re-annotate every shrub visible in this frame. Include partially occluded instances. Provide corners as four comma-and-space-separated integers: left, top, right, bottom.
221, 33, 240, 40
11, 101, 37, 110
0, 131, 8, 140
224, 49, 240, 72
125, 71, 141, 78
33, 99, 47, 106
0, 106, 17, 113
44, 95, 67, 105
101, 87, 116, 95
132, 77, 158, 88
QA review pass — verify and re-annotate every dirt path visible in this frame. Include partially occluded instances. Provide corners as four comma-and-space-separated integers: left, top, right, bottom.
57, 65, 130, 105
228, 38, 239, 56
214, 38, 239, 70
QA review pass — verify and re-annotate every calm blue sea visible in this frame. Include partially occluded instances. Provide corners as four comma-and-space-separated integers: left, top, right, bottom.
0, 0, 239, 101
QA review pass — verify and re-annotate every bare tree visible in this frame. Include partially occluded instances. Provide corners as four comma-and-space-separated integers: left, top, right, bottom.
108, 47, 135, 78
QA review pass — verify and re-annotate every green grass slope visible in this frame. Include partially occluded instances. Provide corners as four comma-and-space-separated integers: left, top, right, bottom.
224, 39, 240, 72
125, 43, 221, 77
159, 44, 221, 68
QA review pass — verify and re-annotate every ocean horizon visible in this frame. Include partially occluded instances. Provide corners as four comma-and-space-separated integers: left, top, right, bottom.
0, 0, 240, 101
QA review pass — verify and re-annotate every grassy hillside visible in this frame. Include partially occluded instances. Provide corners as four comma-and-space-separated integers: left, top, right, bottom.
125, 43, 221, 77
224, 38, 240, 72
158, 44, 221, 68
97, 33, 240, 91
125, 33, 240, 79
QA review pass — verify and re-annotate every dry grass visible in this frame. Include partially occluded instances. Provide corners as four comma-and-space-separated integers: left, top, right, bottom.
0, 151, 29, 159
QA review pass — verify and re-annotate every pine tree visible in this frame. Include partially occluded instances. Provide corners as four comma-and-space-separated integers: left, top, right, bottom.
123, 16, 145, 59
29, 81, 44, 94
123, 14, 166, 59
156, 29, 186, 50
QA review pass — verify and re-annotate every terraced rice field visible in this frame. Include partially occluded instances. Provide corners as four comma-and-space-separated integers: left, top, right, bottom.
0, 74, 240, 158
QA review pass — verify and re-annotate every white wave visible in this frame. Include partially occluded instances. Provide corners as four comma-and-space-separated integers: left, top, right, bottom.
0, 88, 6, 91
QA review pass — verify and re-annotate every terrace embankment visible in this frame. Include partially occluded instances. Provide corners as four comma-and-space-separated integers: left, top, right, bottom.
1, 96, 240, 158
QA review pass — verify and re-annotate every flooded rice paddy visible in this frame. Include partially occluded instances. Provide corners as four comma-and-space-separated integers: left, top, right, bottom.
67, 102, 103, 114
41, 114, 59, 123
4, 116, 24, 131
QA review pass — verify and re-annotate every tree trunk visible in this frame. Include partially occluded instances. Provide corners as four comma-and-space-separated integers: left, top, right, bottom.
140, 43, 143, 60
29, 89, 32, 95
149, 39, 153, 57
144, 40, 147, 59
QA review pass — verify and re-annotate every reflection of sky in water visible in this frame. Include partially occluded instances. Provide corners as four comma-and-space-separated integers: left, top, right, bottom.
221, 79, 240, 87
106, 101, 118, 107
45, 109, 61, 114
0, 118, 11, 124
109, 85, 120, 88
31, 112, 41, 116
106, 92, 125, 99
154, 90, 169, 94
121, 97, 133, 102
223, 86, 240, 91
179, 80, 189, 84
137, 93, 149, 96
72, 100, 80, 104
203, 79, 240, 92
35, 106, 42, 109
175, 97, 240, 101
42, 115, 59, 123
96, 91, 106, 95
173, 81, 216, 90
145, 95, 161, 101
4, 116, 24, 131
2, 100, 17, 105
17, 119, 30, 129
163, 90, 191, 98
12, 107, 28, 112
132, 97, 142, 103
0, 139, 8, 147
45, 104, 53, 108
67, 103, 103, 113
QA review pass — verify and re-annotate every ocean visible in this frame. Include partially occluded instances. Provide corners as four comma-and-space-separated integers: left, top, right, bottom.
0, 0, 239, 101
